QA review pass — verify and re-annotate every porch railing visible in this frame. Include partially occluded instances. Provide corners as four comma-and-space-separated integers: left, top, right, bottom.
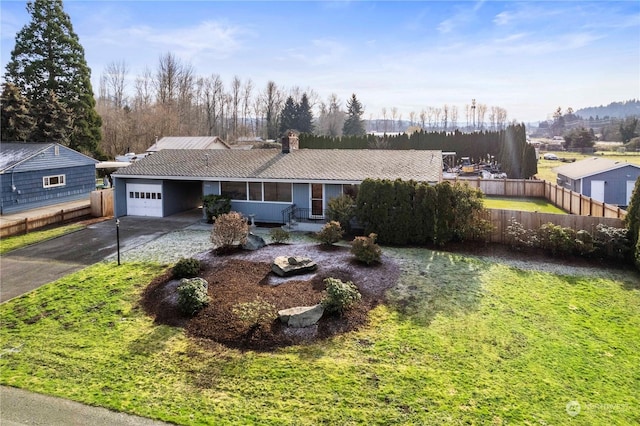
282, 204, 328, 226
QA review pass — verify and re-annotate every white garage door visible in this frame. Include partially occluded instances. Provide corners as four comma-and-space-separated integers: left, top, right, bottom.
126, 183, 163, 217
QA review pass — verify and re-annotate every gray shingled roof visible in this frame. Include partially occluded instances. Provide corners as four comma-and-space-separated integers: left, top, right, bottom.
553, 157, 640, 179
0, 143, 52, 172
113, 149, 442, 183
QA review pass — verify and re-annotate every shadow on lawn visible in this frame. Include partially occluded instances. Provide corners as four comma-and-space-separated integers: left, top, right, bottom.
128, 325, 181, 356
385, 248, 487, 327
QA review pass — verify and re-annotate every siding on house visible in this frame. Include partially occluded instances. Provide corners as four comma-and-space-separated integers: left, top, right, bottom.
0, 143, 98, 214
554, 157, 640, 206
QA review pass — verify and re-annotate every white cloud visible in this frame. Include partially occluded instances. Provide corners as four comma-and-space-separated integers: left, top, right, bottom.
286, 38, 348, 67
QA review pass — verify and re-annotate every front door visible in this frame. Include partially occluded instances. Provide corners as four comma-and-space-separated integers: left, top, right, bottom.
591, 180, 605, 202
626, 180, 636, 206
310, 183, 324, 217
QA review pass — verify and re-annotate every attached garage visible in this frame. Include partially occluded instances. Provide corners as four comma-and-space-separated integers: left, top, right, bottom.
114, 177, 202, 218
126, 182, 163, 217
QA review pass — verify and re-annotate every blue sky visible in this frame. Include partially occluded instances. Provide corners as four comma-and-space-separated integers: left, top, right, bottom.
1, 0, 639, 123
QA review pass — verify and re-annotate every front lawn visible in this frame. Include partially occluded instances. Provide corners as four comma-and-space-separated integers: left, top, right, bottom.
1, 249, 638, 425
484, 196, 566, 213
0, 223, 84, 254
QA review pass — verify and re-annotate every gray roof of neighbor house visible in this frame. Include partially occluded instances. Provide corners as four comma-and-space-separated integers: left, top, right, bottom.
0, 142, 97, 173
114, 149, 443, 183
553, 157, 640, 180
146, 136, 230, 152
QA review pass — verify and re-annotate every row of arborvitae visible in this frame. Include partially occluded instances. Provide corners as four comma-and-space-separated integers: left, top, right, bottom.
317, 221, 382, 265
353, 179, 492, 246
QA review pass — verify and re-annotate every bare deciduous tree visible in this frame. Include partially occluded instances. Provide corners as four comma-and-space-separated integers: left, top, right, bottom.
102, 60, 128, 108
241, 78, 253, 137
477, 103, 487, 130
230, 76, 241, 139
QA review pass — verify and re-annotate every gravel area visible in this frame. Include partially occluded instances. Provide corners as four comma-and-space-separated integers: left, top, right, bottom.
108, 225, 638, 283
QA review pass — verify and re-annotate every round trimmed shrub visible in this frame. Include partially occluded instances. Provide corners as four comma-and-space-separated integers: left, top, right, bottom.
316, 221, 344, 245
177, 277, 209, 316
173, 257, 201, 279
322, 277, 361, 314
351, 233, 382, 265
211, 211, 249, 252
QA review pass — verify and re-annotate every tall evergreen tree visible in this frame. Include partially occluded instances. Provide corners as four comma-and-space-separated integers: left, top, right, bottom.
4, 0, 102, 155
1, 82, 35, 141
624, 177, 640, 268
342, 93, 365, 136
279, 96, 297, 135
296, 93, 314, 134
32, 89, 73, 143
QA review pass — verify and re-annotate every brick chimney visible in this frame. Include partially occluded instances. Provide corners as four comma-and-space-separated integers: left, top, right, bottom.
281, 132, 299, 154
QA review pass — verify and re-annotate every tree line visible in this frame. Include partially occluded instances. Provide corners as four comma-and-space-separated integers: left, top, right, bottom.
301, 124, 537, 179
1, 0, 512, 161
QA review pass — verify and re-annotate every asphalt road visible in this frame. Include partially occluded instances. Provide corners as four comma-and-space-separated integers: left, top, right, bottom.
0, 209, 203, 302
1, 210, 203, 426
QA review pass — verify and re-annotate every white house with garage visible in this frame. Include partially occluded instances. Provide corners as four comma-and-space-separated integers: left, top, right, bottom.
553, 157, 640, 207
112, 136, 443, 223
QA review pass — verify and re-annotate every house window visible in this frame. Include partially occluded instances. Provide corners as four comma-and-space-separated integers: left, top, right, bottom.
221, 181, 248, 200
248, 182, 262, 201
264, 182, 292, 202
43, 174, 65, 188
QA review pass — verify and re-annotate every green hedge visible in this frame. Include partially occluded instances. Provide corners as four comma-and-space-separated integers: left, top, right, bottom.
355, 179, 490, 246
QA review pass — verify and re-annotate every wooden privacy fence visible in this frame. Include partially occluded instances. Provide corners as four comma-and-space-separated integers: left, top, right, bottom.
0, 189, 113, 238
484, 209, 625, 244
90, 189, 114, 217
0, 204, 92, 237
445, 177, 627, 219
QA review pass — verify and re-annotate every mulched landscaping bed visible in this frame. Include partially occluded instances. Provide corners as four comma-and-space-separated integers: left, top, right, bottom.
140, 243, 400, 351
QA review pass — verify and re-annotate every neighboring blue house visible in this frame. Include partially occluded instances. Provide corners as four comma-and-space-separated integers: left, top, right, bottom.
0, 142, 98, 215
112, 140, 443, 223
553, 157, 640, 207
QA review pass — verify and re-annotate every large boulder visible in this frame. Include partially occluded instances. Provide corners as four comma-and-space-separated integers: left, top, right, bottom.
242, 233, 266, 251
271, 256, 317, 277
278, 304, 324, 328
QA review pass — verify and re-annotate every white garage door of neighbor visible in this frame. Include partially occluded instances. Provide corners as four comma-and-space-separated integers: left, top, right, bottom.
126, 183, 163, 217
591, 180, 605, 202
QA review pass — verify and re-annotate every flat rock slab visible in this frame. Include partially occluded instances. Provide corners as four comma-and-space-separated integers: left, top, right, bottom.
278, 304, 325, 328
271, 256, 317, 277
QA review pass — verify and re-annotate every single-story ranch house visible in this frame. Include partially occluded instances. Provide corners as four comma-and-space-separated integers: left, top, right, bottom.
553, 157, 640, 207
112, 141, 442, 223
0, 142, 98, 215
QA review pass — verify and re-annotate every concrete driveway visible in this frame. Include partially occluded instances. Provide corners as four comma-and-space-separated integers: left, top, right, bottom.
0, 209, 203, 302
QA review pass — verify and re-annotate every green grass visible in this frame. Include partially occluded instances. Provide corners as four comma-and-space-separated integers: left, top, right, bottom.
0, 223, 84, 254
483, 196, 567, 213
1, 252, 639, 425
